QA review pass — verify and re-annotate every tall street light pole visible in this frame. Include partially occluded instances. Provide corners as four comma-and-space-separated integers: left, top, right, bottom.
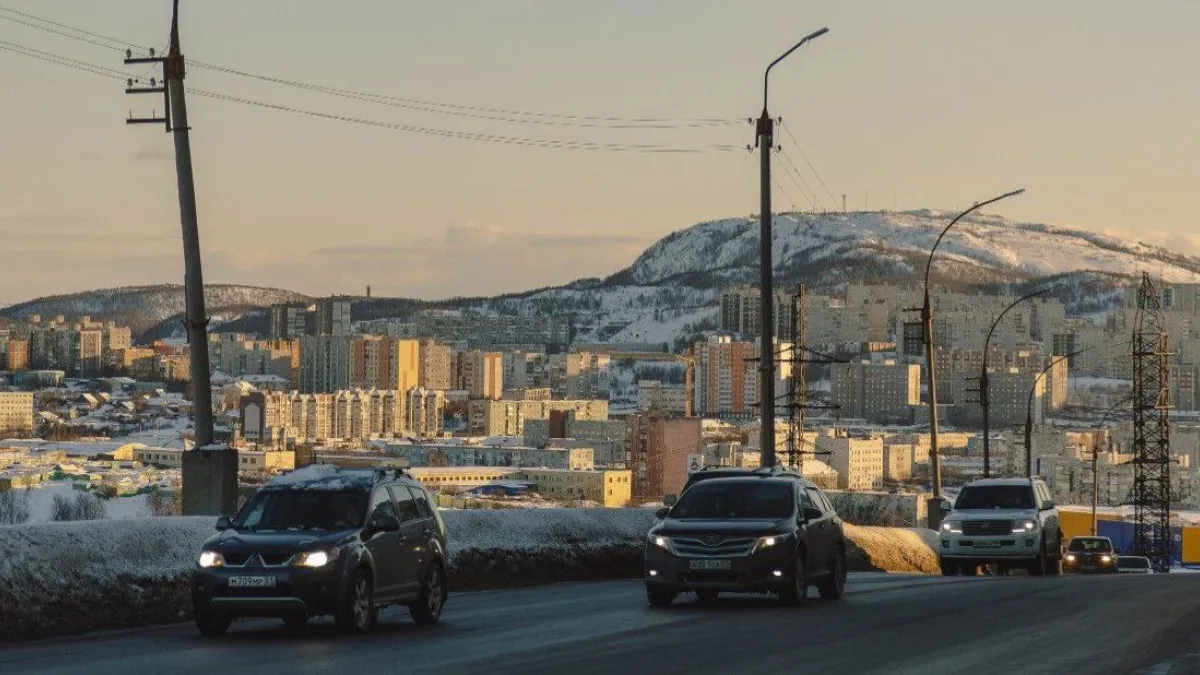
1092, 397, 1131, 535
1024, 348, 1087, 477
981, 289, 1047, 477
756, 27, 828, 469
922, 189, 1024, 526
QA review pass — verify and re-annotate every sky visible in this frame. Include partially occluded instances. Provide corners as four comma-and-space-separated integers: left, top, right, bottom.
1, 0, 1198, 306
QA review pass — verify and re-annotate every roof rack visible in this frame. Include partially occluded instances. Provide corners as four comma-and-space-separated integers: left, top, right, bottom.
373, 467, 408, 482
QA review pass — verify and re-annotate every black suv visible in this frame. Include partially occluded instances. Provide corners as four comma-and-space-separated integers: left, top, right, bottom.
192, 466, 448, 636
645, 474, 846, 607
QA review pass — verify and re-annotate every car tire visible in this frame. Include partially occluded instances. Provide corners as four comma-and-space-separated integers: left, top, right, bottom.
939, 559, 959, 576
695, 589, 719, 605
818, 549, 847, 600
336, 568, 376, 634
195, 609, 231, 637
410, 563, 448, 626
1028, 544, 1047, 577
778, 555, 808, 606
1045, 549, 1061, 577
646, 586, 676, 607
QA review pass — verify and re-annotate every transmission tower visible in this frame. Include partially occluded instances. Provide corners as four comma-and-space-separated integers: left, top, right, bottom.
785, 283, 842, 474
1130, 272, 1173, 572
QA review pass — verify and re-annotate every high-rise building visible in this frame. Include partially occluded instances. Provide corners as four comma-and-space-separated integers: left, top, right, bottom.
455, 350, 504, 400
419, 339, 453, 390
0, 392, 34, 436
269, 303, 308, 340
406, 387, 446, 438
75, 330, 104, 378
819, 433, 884, 491
6, 339, 29, 372
315, 296, 353, 336
691, 336, 756, 416
830, 360, 921, 425
299, 335, 353, 393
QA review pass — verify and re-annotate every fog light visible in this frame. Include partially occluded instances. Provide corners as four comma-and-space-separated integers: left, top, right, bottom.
649, 569, 659, 577
772, 570, 784, 578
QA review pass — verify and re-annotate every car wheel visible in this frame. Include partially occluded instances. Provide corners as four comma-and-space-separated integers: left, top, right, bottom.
695, 589, 719, 605
336, 568, 376, 634
1045, 549, 1061, 577
646, 586, 676, 607
410, 563, 448, 626
939, 559, 959, 576
1028, 544, 1047, 577
778, 555, 808, 606
818, 549, 847, 600
195, 609, 231, 637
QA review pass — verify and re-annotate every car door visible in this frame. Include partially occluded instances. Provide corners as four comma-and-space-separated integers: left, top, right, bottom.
388, 484, 426, 598
1036, 483, 1061, 551
804, 486, 837, 575
363, 486, 403, 600
404, 486, 440, 574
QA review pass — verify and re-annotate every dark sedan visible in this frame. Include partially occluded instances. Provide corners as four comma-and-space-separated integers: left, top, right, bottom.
1062, 536, 1118, 574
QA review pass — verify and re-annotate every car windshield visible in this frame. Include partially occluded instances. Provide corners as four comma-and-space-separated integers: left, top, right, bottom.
954, 485, 1035, 510
1069, 538, 1114, 553
670, 481, 794, 520
233, 488, 368, 531
1119, 557, 1149, 569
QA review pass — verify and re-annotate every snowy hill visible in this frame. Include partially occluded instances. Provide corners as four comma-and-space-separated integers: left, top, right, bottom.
0, 284, 311, 337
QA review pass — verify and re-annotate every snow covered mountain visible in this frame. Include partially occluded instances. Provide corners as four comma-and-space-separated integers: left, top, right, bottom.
4, 211, 1195, 348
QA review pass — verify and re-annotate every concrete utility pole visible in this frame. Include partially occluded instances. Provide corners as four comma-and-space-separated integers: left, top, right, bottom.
126, 0, 235, 516
754, 27, 828, 469
918, 189, 1023, 528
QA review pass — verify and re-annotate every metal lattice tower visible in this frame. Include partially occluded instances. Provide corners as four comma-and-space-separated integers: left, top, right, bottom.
1130, 272, 1173, 573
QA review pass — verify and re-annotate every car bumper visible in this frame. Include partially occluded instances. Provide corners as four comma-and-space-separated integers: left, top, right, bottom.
643, 545, 795, 594
939, 533, 1042, 561
192, 564, 349, 618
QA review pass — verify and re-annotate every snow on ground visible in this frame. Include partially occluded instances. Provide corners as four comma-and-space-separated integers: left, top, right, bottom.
15, 482, 151, 523
606, 306, 716, 345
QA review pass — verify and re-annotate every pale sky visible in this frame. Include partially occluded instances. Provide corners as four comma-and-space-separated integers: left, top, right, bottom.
2, 0, 1198, 305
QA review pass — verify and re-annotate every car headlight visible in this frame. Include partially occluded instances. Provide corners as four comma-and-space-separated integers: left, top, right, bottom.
198, 550, 225, 568
295, 549, 338, 568
649, 535, 671, 551
1065, 554, 1077, 562
1012, 519, 1037, 533
752, 534, 787, 553
941, 520, 962, 534
1100, 554, 1113, 564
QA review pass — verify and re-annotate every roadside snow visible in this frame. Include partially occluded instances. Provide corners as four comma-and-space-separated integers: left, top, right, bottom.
15, 482, 152, 523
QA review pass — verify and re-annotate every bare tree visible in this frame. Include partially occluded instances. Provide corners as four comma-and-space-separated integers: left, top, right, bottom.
0, 489, 33, 525
51, 492, 107, 522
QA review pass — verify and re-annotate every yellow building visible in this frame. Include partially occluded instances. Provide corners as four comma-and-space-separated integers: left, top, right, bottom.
519, 468, 632, 507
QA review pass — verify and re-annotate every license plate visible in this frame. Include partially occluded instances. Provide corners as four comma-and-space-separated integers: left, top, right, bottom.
228, 576, 276, 588
974, 541, 1000, 549
689, 559, 732, 571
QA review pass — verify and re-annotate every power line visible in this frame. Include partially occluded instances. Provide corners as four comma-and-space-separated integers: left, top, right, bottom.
780, 120, 839, 207
1, 41, 743, 154
0, 5, 741, 130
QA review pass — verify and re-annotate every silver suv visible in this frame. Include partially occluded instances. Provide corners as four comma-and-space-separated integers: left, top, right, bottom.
938, 477, 1062, 576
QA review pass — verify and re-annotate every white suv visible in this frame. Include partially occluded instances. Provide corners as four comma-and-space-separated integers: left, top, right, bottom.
938, 477, 1062, 576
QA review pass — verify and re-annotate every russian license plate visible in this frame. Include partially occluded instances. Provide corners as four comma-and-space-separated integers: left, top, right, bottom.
689, 559, 732, 571
228, 576, 276, 588
974, 540, 1001, 549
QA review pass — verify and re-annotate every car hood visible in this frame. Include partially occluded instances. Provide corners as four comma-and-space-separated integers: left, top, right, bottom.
205, 528, 356, 551
949, 508, 1038, 521
653, 518, 789, 538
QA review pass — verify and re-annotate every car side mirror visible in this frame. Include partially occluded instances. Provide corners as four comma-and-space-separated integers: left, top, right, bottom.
939, 499, 953, 513
655, 507, 670, 520
802, 507, 823, 522
1041, 499, 1055, 511
663, 494, 677, 507
371, 513, 402, 533
215, 515, 232, 531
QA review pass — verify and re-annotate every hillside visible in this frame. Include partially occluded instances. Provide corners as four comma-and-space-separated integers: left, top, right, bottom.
0, 285, 311, 337
4, 210, 1195, 347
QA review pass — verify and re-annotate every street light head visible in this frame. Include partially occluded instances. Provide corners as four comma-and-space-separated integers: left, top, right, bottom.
805, 27, 830, 42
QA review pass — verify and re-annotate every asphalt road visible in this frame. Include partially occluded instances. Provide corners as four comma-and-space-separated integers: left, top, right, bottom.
4, 572, 1200, 675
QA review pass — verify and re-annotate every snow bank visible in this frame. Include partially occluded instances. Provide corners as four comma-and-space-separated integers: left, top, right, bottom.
0, 510, 935, 640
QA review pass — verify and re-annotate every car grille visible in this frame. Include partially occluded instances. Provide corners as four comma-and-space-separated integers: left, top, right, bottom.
683, 571, 744, 584
221, 552, 296, 568
963, 520, 1013, 536
672, 537, 758, 558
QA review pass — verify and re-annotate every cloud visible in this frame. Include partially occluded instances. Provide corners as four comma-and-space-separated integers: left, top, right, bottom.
134, 144, 174, 162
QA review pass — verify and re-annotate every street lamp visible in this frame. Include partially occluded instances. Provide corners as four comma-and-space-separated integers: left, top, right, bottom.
921, 189, 1024, 524
1091, 397, 1131, 535
1024, 348, 1087, 477
755, 27, 828, 470
981, 289, 1047, 477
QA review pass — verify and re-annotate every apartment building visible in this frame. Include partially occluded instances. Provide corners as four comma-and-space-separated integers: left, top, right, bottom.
519, 468, 632, 507
550, 352, 611, 399
380, 443, 594, 471
418, 339, 453, 390
468, 397, 608, 436
0, 392, 34, 436
350, 336, 420, 392
269, 303, 308, 339
819, 433, 884, 491
405, 387, 446, 438
637, 380, 689, 415
299, 335, 353, 393
830, 359, 920, 425
6, 339, 29, 372
455, 350, 504, 400
691, 336, 755, 416
625, 414, 703, 500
